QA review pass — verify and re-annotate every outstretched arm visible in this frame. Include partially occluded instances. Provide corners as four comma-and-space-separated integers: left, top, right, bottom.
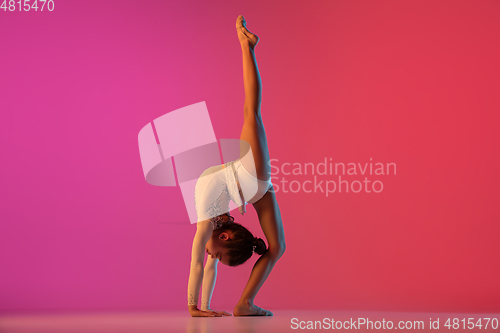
187, 221, 222, 317
200, 256, 218, 310
200, 257, 231, 316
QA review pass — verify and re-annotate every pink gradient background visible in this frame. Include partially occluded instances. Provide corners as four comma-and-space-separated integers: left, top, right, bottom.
1, 0, 499, 314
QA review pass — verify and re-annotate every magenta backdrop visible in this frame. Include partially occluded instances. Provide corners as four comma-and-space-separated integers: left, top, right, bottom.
1, 0, 499, 314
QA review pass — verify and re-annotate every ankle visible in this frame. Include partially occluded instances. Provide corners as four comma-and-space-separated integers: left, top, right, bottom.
241, 41, 256, 52
237, 299, 254, 307
240, 39, 252, 49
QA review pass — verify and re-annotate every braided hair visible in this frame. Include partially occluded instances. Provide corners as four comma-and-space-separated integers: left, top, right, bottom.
214, 222, 267, 266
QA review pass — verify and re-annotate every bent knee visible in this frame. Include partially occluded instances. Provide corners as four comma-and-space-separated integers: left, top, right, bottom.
268, 242, 286, 260
278, 242, 286, 257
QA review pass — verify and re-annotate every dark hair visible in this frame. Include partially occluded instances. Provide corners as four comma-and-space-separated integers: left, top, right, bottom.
215, 222, 267, 266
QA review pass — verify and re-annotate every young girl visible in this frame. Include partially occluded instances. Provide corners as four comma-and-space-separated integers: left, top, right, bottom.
187, 15, 286, 317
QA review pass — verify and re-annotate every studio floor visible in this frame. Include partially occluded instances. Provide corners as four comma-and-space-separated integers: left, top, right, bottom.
1, 310, 498, 333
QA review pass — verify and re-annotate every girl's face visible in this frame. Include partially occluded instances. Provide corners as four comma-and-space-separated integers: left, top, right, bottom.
205, 232, 231, 265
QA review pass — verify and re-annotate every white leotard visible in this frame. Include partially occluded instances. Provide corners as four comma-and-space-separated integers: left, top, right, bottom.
194, 159, 273, 224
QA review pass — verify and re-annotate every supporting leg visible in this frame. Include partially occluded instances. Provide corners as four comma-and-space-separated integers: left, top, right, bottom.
233, 188, 286, 316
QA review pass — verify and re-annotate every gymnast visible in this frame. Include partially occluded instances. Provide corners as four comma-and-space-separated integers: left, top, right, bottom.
187, 15, 286, 317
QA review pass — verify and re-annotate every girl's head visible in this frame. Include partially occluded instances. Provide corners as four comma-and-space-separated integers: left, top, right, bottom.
205, 222, 266, 266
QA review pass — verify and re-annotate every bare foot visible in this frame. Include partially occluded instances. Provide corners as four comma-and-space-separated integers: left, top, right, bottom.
233, 302, 273, 316
236, 15, 259, 49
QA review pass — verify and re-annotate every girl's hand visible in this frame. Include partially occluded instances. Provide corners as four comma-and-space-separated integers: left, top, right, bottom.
188, 306, 229, 317
205, 309, 232, 316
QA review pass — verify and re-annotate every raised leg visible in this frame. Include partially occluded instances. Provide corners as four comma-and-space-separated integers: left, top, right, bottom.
236, 15, 271, 182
